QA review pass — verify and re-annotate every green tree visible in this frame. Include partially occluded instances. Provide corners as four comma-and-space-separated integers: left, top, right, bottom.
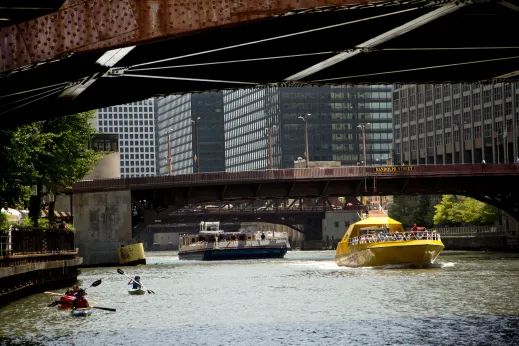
0, 111, 101, 226
388, 195, 435, 228
433, 195, 503, 226
0, 124, 48, 208
28, 111, 101, 226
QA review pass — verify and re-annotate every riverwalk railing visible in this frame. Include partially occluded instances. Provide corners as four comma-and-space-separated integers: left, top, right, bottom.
348, 231, 441, 246
0, 227, 75, 256
434, 226, 508, 237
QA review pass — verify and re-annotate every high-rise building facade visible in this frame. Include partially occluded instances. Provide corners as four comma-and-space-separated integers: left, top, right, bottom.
392, 83, 519, 165
224, 87, 281, 172
279, 85, 392, 167
96, 99, 156, 178
156, 92, 225, 175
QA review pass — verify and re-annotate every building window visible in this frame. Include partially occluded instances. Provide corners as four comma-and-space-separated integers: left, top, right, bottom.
484, 107, 492, 120
452, 84, 460, 95
435, 118, 442, 130
426, 105, 433, 118
483, 89, 491, 103
494, 87, 502, 101
484, 123, 492, 137
426, 86, 433, 102
418, 122, 425, 134
463, 128, 471, 141
435, 85, 441, 99
410, 110, 416, 122
402, 112, 408, 124
444, 116, 451, 128
426, 120, 433, 132
436, 134, 443, 146
474, 109, 481, 122
443, 85, 451, 97
443, 101, 451, 113
417, 87, 424, 104
411, 139, 417, 151
419, 137, 425, 149
505, 102, 512, 115
462, 95, 470, 108
474, 126, 481, 138
463, 85, 471, 92
427, 136, 434, 148
494, 104, 503, 118
463, 111, 471, 124
411, 124, 417, 135
505, 84, 512, 98
403, 127, 409, 138
445, 131, 452, 144
473, 93, 480, 106
454, 98, 461, 110
418, 107, 424, 120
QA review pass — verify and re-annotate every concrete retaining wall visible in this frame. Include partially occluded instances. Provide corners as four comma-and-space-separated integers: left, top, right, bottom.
73, 190, 132, 266
442, 236, 509, 251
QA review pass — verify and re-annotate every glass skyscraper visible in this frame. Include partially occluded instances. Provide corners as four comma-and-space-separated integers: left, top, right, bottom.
156, 92, 225, 175
279, 85, 393, 167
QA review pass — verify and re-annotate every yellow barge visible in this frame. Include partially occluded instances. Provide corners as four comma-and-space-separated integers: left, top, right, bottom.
335, 217, 444, 268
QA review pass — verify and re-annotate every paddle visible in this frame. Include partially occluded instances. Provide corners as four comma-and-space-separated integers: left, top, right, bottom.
48, 300, 116, 312
44, 292, 63, 296
117, 268, 155, 294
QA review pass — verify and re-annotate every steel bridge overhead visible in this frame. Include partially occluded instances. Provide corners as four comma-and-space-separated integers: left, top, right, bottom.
2, 0, 519, 124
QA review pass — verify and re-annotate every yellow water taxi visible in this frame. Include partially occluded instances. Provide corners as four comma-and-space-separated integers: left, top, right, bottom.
335, 216, 444, 268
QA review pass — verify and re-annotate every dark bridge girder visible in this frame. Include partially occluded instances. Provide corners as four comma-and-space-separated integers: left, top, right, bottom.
3, 0, 519, 124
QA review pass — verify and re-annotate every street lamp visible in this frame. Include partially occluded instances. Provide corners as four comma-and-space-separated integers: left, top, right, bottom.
265, 124, 277, 170
357, 123, 370, 167
166, 128, 174, 176
298, 113, 310, 168
191, 117, 200, 173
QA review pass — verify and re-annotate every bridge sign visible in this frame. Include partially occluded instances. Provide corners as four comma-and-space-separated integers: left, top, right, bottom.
375, 166, 415, 173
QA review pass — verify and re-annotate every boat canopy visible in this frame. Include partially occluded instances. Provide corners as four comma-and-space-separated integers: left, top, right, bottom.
341, 217, 405, 241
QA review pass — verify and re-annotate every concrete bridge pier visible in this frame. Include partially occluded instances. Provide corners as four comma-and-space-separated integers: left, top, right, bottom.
72, 190, 133, 266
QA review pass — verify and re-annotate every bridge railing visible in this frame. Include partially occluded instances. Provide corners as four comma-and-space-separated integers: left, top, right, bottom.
70, 164, 519, 191
434, 226, 508, 236
0, 227, 76, 256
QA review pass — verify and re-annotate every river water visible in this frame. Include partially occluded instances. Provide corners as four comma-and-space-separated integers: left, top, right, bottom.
1, 251, 519, 345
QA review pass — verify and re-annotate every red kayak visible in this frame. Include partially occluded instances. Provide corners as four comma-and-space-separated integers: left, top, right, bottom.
58, 295, 75, 309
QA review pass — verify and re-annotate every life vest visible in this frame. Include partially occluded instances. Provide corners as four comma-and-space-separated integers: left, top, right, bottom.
74, 297, 88, 309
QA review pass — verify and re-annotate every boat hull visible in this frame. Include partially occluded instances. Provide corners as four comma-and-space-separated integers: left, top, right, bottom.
179, 247, 288, 261
335, 240, 444, 268
71, 308, 92, 317
128, 288, 146, 295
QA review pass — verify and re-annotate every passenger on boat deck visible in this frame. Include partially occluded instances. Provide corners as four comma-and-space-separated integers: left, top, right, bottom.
261, 232, 266, 240
411, 224, 418, 235
128, 276, 142, 289
73, 289, 90, 309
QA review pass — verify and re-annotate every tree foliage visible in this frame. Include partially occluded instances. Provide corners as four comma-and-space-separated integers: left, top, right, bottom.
433, 195, 503, 226
388, 195, 436, 228
0, 111, 101, 226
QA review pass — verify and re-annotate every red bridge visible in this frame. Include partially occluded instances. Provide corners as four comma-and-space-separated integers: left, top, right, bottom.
67, 164, 519, 233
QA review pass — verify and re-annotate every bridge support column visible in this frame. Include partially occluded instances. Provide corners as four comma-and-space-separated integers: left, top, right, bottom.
73, 190, 132, 266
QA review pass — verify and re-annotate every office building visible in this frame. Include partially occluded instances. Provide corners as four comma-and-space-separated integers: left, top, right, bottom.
223, 87, 281, 172
392, 83, 519, 165
96, 99, 156, 178
156, 92, 225, 175
279, 85, 393, 167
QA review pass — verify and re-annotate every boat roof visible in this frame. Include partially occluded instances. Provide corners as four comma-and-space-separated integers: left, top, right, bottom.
354, 216, 402, 227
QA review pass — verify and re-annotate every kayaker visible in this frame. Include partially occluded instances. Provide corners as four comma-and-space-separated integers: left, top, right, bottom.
72, 289, 90, 309
128, 276, 142, 289
72, 285, 80, 296
64, 289, 74, 296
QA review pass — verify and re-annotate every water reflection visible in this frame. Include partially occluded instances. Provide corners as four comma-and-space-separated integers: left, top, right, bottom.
0, 251, 518, 345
